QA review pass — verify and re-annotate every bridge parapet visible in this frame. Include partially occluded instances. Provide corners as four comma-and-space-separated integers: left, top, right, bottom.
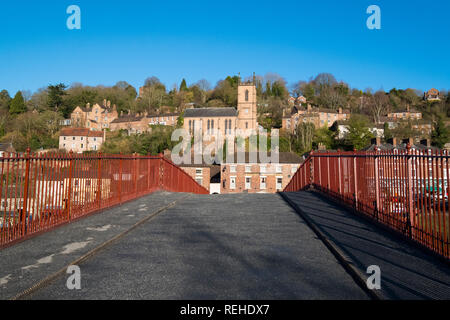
284, 148, 450, 260
0, 150, 208, 248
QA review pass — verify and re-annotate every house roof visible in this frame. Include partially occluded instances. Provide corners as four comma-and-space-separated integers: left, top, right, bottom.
111, 115, 144, 124
0, 143, 15, 152
184, 108, 238, 118
223, 152, 303, 164
60, 128, 103, 138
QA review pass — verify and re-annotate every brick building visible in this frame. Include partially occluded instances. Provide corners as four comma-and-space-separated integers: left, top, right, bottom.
110, 112, 179, 134
59, 128, 105, 153
71, 100, 119, 131
221, 152, 302, 194
387, 106, 422, 121
282, 104, 350, 132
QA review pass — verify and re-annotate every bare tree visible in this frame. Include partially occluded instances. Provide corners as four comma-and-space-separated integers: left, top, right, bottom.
369, 91, 390, 124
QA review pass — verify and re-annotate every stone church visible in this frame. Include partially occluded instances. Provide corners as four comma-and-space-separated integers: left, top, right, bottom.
183, 74, 258, 139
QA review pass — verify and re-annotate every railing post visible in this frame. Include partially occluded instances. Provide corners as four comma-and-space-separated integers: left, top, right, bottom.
159, 153, 164, 190
147, 153, 151, 192
327, 154, 330, 191
309, 151, 314, 190
374, 147, 380, 218
353, 149, 358, 210
337, 149, 342, 195
66, 151, 74, 221
21, 148, 31, 236
135, 153, 140, 196
406, 143, 415, 235
119, 153, 123, 205
97, 153, 102, 209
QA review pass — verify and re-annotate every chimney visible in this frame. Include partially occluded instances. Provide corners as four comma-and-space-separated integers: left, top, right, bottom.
371, 137, 382, 146
388, 137, 397, 146
163, 149, 171, 158
402, 137, 414, 146
86, 102, 90, 109
420, 139, 431, 148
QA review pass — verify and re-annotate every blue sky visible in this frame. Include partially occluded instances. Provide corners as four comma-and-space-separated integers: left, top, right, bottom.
0, 0, 449, 96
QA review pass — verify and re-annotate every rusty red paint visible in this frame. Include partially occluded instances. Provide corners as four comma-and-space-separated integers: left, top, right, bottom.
284, 149, 450, 259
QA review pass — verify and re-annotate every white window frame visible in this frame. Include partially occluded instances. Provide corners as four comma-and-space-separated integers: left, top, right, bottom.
245, 176, 251, 189
230, 176, 236, 190
260, 176, 267, 190
230, 165, 237, 173
276, 165, 282, 173
276, 176, 283, 190
245, 165, 251, 173
260, 165, 266, 173
195, 168, 203, 175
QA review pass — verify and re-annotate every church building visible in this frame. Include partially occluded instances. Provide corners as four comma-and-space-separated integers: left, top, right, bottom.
183, 74, 258, 139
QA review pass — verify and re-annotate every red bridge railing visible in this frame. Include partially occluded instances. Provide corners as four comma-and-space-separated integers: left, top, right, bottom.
0, 151, 208, 248
284, 147, 450, 259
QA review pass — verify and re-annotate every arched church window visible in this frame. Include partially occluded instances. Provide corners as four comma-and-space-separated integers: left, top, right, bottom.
245, 90, 249, 102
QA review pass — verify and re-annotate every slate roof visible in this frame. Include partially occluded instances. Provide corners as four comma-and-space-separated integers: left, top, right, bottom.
184, 108, 237, 118
223, 152, 303, 164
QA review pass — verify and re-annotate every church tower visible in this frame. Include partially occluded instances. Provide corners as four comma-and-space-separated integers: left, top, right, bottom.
237, 73, 258, 133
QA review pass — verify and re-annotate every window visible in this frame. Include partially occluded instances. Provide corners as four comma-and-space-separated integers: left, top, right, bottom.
245, 90, 249, 102
73, 137, 75, 140
276, 177, 283, 190
228, 120, 232, 133
260, 177, 267, 189
230, 165, 236, 173
211, 120, 214, 131
63, 137, 66, 140
207, 119, 210, 133
225, 119, 228, 135
246, 122, 248, 129
245, 165, 251, 173
230, 176, 236, 190
81, 137, 84, 141
81, 144, 84, 148
196, 168, 203, 175
276, 165, 282, 173
195, 178, 203, 185
245, 177, 251, 189
292, 166, 297, 174
189, 120, 192, 133
260, 165, 266, 173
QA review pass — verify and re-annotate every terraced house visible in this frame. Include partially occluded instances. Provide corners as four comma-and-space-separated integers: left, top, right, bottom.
109, 112, 179, 134
59, 128, 105, 153
221, 152, 302, 194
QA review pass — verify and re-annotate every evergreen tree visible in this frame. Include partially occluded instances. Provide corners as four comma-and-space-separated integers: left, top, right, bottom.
9, 91, 27, 115
431, 117, 450, 149
47, 83, 68, 115
0, 90, 11, 111
179, 79, 188, 92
